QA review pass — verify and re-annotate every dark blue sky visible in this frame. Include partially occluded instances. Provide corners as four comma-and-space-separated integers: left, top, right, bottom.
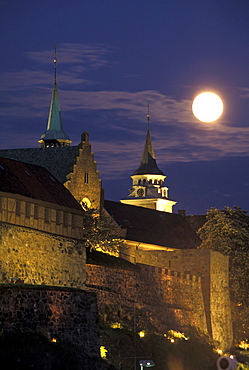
1, 0, 249, 214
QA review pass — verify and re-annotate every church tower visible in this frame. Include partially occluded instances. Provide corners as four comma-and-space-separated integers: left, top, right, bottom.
121, 107, 176, 213
38, 46, 72, 148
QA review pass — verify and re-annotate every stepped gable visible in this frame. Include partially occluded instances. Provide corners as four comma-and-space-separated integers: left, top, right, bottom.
104, 200, 201, 249
0, 146, 79, 184
0, 157, 82, 210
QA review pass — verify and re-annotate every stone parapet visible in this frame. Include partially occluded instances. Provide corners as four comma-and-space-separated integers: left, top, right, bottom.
0, 284, 100, 357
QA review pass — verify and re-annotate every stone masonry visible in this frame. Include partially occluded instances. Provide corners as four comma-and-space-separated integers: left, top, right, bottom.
0, 285, 100, 357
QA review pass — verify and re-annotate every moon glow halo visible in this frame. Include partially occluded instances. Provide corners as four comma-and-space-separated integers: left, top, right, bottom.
192, 92, 223, 122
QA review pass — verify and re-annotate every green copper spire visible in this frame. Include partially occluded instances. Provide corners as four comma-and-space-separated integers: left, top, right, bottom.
39, 45, 71, 148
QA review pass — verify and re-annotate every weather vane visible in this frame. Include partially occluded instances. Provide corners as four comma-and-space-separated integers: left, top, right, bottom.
53, 44, 57, 83
147, 103, 150, 130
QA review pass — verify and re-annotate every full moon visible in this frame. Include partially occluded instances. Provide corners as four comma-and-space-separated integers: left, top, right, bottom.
192, 92, 223, 122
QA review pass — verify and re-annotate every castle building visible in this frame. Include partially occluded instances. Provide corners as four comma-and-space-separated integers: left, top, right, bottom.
0, 156, 86, 287
120, 111, 176, 213
0, 53, 233, 352
0, 51, 102, 210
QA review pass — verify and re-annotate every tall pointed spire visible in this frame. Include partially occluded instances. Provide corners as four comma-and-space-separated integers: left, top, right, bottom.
38, 45, 71, 148
121, 106, 177, 213
133, 106, 164, 176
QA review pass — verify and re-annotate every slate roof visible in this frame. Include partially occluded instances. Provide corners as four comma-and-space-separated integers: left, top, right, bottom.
133, 129, 164, 176
0, 146, 79, 184
104, 200, 201, 249
0, 157, 82, 210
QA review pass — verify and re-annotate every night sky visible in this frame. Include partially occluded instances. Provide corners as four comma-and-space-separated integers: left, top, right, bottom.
1, 0, 249, 215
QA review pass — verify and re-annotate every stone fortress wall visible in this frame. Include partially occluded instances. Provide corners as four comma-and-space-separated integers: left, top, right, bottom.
86, 248, 233, 350
0, 285, 99, 357
0, 222, 86, 288
0, 191, 233, 351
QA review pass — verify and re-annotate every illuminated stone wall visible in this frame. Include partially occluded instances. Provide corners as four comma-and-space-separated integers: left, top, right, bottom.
134, 248, 233, 349
64, 132, 103, 210
0, 222, 86, 289
86, 251, 233, 350
0, 284, 99, 357
86, 264, 206, 335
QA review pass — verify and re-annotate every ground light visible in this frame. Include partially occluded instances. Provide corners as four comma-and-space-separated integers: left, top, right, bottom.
139, 359, 155, 369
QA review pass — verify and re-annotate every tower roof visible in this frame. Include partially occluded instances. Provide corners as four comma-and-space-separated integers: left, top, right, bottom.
133, 129, 164, 176
39, 46, 71, 147
39, 81, 71, 142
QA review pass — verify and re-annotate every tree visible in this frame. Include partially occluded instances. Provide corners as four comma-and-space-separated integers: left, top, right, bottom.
197, 206, 249, 342
82, 207, 124, 255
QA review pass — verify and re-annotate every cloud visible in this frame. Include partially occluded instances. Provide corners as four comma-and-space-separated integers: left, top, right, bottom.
2, 42, 249, 175
27, 43, 113, 68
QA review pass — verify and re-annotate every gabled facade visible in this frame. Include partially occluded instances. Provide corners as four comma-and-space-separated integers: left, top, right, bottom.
0, 132, 102, 210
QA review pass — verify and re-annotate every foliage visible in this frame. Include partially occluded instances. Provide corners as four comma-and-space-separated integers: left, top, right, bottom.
197, 206, 249, 341
100, 325, 218, 370
0, 330, 115, 370
237, 363, 249, 370
82, 208, 124, 254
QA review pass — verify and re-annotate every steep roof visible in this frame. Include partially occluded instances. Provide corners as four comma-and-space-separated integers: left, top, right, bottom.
104, 200, 201, 249
0, 146, 79, 184
0, 157, 82, 210
39, 81, 71, 144
133, 129, 164, 176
